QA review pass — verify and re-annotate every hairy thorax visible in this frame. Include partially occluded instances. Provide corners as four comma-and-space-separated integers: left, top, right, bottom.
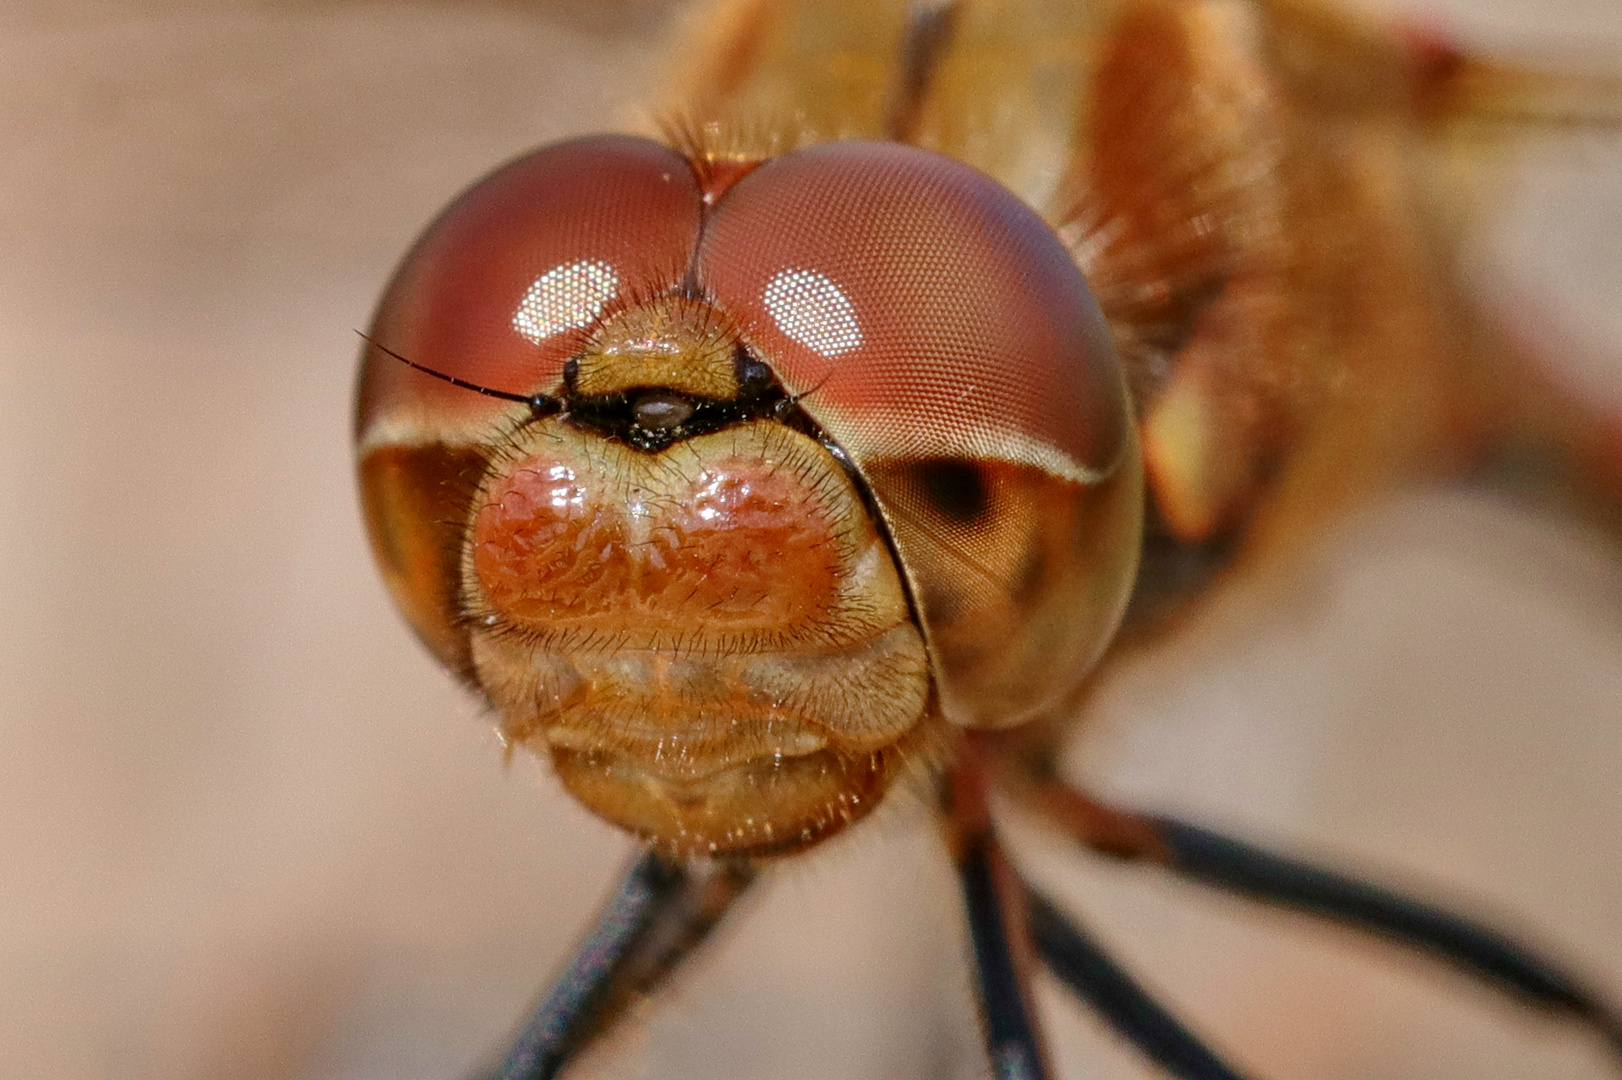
464, 417, 934, 855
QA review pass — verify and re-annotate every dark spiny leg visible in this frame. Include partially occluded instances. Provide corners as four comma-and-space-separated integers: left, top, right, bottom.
476, 850, 757, 1080
1012, 774, 1622, 1060
947, 738, 1054, 1080
1151, 817, 1622, 1055
1025, 889, 1258, 1080
882, 0, 961, 143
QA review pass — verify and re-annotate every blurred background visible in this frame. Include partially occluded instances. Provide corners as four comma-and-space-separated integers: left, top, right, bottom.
0, 1, 1619, 1078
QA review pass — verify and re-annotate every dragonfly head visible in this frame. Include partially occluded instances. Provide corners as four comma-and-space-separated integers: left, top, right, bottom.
355, 135, 1141, 855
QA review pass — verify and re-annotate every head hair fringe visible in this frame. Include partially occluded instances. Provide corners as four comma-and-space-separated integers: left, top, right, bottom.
656, 110, 827, 172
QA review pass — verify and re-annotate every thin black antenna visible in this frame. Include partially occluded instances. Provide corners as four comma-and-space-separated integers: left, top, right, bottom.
782, 359, 838, 409
356, 331, 556, 413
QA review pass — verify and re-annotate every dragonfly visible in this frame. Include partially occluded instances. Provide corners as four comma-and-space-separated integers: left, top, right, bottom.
353, 0, 1622, 1076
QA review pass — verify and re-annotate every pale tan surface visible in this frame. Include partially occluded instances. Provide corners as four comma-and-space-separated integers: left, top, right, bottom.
0, 2, 1619, 1079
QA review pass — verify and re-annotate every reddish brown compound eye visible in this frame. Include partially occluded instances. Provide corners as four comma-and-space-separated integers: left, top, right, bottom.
698, 142, 1142, 727
357, 135, 703, 451
356, 135, 704, 674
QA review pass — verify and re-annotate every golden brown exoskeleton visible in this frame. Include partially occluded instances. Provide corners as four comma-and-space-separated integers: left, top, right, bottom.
356, 0, 1622, 1074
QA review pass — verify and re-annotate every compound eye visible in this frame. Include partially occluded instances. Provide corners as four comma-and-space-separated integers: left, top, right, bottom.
357, 135, 703, 449
697, 141, 1126, 480
355, 135, 702, 677
696, 142, 1142, 727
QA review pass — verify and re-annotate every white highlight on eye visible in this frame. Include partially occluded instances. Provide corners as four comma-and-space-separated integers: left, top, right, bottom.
512, 259, 619, 343
762, 269, 863, 357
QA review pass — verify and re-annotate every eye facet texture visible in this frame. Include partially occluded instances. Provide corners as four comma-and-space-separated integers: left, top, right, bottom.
357, 135, 703, 451
697, 141, 1127, 479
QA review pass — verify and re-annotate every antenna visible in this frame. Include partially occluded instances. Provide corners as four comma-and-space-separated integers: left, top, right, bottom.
357, 332, 557, 415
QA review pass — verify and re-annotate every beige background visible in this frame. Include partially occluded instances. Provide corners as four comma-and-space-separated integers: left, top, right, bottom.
0, 1, 1619, 1078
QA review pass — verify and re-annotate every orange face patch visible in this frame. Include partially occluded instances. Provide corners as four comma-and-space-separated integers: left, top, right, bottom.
471, 445, 845, 637
457, 418, 933, 857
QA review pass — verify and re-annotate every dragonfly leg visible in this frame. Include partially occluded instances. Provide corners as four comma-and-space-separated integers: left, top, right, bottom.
1010, 770, 1622, 1060
947, 738, 1056, 1080
1025, 887, 1258, 1080
474, 849, 757, 1080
